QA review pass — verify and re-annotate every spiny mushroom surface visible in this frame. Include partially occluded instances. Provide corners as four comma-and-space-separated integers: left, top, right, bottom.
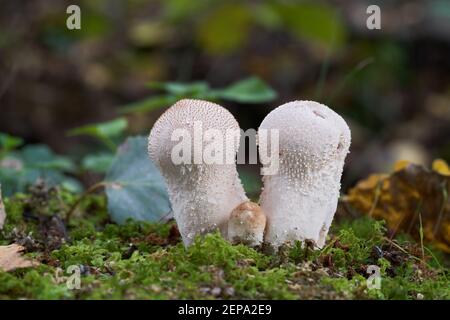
258, 100, 351, 248
227, 201, 266, 247
148, 99, 248, 246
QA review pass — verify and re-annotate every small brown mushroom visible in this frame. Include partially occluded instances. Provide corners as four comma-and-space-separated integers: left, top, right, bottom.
227, 201, 266, 247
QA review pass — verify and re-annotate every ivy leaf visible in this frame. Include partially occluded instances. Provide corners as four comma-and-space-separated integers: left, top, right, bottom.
121, 77, 278, 115
120, 95, 178, 114
0, 133, 23, 153
20, 145, 76, 172
81, 153, 115, 174
105, 136, 171, 224
0, 145, 82, 197
67, 118, 128, 150
120, 83, 211, 114
215, 77, 277, 103
238, 169, 262, 200
272, 2, 347, 51
147, 81, 210, 96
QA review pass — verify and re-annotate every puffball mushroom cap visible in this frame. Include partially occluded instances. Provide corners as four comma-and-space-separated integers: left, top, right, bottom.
228, 201, 266, 247
259, 100, 351, 248
148, 99, 248, 246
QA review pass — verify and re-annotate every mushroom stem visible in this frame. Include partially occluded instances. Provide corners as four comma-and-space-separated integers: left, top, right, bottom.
258, 100, 351, 248
148, 99, 248, 246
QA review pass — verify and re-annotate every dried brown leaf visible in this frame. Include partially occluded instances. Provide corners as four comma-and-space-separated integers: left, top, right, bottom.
343, 160, 450, 253
0, 244, 40, 272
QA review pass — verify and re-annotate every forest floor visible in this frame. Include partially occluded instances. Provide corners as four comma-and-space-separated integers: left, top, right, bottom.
0, 185, 448, 300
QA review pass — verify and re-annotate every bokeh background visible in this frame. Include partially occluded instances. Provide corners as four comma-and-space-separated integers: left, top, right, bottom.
1, 0, 449, 192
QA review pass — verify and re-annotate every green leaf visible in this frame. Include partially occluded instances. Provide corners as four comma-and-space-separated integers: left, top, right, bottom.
22, 146, 72, 172
216, 77, 277, 103
121, 77, 278, 115
60, 178, 84, 193
429, 0, 450, 18
273, 3, 347, 51
120, 95, 178, 114
196, 3, 252, 54
162, 0, 214, 22
20, 145, 76, 172
121, 83, 211, 114
0, 167, 19, 197
147, 81, 210, 96
105, 136, 171, 224
67, 118, 128, 150
68, 118, 128, 139
0, 166, 82, 197
0, 145, 81, 196
81, 153, 115, 174
0, 133, 23, 153
238, 170, 262, 200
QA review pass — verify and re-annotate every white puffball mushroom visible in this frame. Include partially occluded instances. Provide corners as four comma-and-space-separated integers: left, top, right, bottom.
148, 99, 248, 246
258, 100, 351, 248
227, 201, 266, 247
0, 185, 5, 230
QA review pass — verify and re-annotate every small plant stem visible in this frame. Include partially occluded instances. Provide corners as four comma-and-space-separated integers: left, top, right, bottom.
423, 247, 448, 281
102, 137, 118, 153
418, 211, 425, 260
368, 177, 383, 217
433, 181, 447, 236
383, 237, 422, 263
314, 27, 336, 101
326, 57, 374, 105
65, 181, 108, 224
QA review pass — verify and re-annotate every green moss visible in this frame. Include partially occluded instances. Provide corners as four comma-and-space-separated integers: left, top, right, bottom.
0, 266, 72, 300
323, 267, 449, 300
324, 217, 385, 271
0, 190, 448, 300
47, 232, 295, 299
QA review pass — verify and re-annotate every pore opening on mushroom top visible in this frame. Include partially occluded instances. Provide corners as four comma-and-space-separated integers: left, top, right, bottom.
313, 109, 326, 119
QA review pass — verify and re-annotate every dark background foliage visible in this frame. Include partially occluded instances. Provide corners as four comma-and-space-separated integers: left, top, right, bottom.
0, 0, 449, 189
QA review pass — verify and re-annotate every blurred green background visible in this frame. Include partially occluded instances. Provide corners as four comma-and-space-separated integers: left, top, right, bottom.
0, 0, 449, 194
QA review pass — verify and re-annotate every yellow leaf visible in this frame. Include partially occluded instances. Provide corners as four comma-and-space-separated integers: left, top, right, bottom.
432, 159, 450, 176
343, 162, 450, 253
393, 160, 411, 172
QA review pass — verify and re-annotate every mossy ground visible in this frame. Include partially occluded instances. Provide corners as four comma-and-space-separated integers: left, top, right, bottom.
0, 186, 448, 300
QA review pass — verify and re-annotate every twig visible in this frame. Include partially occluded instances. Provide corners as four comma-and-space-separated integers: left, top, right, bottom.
433, 181, 448, 237
368, 177, 383, 217
424, 247, 448, 281
326, 57, 374, 105
383, 237, 422, 263
418, 210, 425, 260
65, 182, 108, 224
